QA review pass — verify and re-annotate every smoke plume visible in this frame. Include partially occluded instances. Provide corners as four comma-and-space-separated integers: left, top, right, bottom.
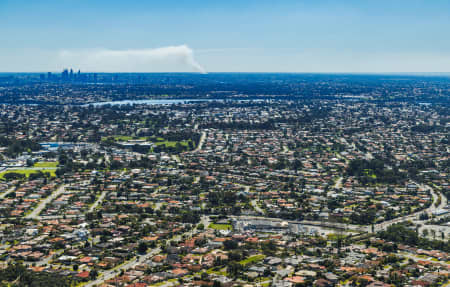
57, 45, 206, 73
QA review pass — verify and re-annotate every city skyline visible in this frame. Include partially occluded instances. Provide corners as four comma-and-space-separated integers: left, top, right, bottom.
1, 0, 450, 72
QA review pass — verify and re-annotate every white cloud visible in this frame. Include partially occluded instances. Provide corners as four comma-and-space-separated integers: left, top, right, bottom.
57, 45, 206, 73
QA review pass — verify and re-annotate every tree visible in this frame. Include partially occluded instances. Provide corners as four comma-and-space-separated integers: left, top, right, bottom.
223, 240, 238, 250
0, 263, 75, 286
89, 269, 98, 279
3, 172, 25, 181
201, 272, 209, 281
227, 262, 243, 278
26, 159, 34, 167
419, 213, 429, 220
138, 242, 148, 254
110, 160, 123, 170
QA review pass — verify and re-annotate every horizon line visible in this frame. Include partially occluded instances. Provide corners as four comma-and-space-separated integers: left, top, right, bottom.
1, 72, 450, 76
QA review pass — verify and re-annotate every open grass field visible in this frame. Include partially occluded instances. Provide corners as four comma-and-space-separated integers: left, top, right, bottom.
102, 135, 147, 141
154, 140, 191, 148
239, 254, 266, 266
208, 223, 232, 230
34, 161, 59, 168
206, 267, 227, 276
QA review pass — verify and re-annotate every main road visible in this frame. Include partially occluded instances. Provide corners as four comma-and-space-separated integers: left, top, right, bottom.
26, 184, 67, 219
232, 183, 446, 235
193, 131, 206, 153
372, 183, 446, 232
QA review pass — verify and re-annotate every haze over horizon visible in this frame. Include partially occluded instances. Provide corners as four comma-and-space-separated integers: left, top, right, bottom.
1, 0, 450, 73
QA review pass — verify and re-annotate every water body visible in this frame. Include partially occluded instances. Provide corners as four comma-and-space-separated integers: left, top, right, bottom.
1, 98, 267, 106
87, 98, 269, 106
87, 99, 214, 106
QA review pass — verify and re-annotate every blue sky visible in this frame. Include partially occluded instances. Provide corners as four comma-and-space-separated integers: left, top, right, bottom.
1, 0, 449, 72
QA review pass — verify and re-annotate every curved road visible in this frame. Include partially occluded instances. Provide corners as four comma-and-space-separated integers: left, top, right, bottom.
372, 183, 446, 232
233, 183, 446, 234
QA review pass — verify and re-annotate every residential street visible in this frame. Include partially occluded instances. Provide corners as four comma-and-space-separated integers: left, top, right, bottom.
26, 184, 67, 219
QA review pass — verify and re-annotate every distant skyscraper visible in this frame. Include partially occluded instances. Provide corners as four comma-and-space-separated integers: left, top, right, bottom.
62, 69, 69, 81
